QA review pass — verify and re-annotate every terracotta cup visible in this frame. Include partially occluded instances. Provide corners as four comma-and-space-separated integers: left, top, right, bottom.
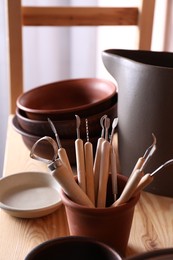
60, 174, 140, 257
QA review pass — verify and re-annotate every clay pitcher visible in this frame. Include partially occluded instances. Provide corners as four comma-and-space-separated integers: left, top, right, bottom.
102, 49, 173, 197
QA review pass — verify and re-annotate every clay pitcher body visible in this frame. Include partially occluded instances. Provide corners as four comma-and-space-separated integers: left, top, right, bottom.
102, 49, 173, 197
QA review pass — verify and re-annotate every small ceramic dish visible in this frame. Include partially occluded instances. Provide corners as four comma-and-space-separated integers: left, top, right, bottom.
0, 171, 62, 218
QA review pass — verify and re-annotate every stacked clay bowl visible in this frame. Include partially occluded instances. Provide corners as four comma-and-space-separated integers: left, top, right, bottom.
13, 78, 118, 165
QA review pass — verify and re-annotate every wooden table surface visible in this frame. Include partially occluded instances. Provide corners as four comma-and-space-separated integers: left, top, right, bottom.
0, 116, 173, 260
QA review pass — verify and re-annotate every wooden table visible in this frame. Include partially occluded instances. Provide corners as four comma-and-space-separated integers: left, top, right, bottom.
1, 116, 173, 260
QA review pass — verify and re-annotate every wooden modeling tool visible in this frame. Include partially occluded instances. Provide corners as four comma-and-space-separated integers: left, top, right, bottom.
112, 134, 156, 207
84, 119, 95, 205
110, 118, 118, 201
133, 159, 173, 196
75, 115, 86, 192
112, 168, 144, 207
30, 136, 94, 207
93, 115, 107, 200
125, 133, 157, 197
97, 117, 111, 207
130, 133, 157, 177
50, 158, 94, 208
48, 118, 74, 176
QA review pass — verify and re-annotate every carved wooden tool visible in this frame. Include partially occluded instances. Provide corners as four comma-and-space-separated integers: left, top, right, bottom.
93, 115, 107, 200
75, 115, 86, 192
97, 117, 111, 207
84, 118, 95, 205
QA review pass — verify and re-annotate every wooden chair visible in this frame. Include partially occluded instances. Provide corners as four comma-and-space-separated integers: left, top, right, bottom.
5, 0, 155, 113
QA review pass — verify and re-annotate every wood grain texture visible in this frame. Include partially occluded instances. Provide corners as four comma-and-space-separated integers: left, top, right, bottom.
138, 0, 155, 50
127, 191, 173, 256
22, 7, 138, 26
0, 206, 69, 260
6, 0, 23, 113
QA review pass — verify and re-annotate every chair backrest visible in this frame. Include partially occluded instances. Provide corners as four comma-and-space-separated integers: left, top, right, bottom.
6, 0, 155, 113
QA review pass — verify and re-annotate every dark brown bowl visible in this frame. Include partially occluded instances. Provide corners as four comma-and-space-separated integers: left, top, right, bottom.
12, 116, 103, 165
16, 99, 117, 139
16, 78, 117, 120
25, 236, 122, 260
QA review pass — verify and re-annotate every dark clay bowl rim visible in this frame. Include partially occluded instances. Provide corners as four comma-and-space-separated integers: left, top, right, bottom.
12, 115, 103, 142
102, 49, 173, 69
25, 236, 122, 260
17, 78, 117, 115
16, 99, 117, 124
12, 115, 44, 139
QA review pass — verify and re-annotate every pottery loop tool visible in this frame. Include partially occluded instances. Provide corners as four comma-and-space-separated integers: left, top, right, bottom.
101, 115, 107, 138
75, 115, 86, 192
93, 114, 107, 200
126, 133, 157, 188
30, 136, 58, 164
112, 167, 145, 207
133, 159, 173, 196
104, 116, 110, 141
109, 118, 118, 201
140, 133, 157, 171
109, 118, 118, 144
97, 117, 111, 207
48, 118, 74, 176
30, 136, 94, 208
84, 118, 95, 204
112, 134, 157, 207
131, 133, 157, 175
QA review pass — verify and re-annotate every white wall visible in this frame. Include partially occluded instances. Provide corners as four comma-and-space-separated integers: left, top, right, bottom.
0, 1, 10, 176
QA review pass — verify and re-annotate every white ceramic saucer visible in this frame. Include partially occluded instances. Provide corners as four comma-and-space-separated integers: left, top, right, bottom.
0, 171, 62, 218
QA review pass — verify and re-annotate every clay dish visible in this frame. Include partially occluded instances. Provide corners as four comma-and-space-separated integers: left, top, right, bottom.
16, 99, 117, 139
17, 78, 117, 120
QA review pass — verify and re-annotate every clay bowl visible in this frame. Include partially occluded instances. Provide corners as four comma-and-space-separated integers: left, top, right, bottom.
17, 78, 117, 120
12, 116, 101, 165
16, 99, 117, 139
25, 236, 122, 260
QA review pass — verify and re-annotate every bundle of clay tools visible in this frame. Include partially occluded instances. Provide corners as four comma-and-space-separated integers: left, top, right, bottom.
30, 116, 173, 209
112, 134, 173, 207
74, 115, 118, 208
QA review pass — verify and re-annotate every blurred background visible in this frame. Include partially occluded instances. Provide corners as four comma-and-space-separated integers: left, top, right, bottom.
0, 0, 172, 176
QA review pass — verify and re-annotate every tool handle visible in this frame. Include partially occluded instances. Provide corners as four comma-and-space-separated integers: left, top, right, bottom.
75, 139, 86, 192
97, 140, 111, 208
93, 137, 104, 198
134, 157, 145, 171
129, 157, 145, 181
84, 141, 95, 205
112, 169, 144, 207
52, 160, 94, 207
110, 145, 118, 201
133, 173, 154, 196
58, 147, 74, 176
